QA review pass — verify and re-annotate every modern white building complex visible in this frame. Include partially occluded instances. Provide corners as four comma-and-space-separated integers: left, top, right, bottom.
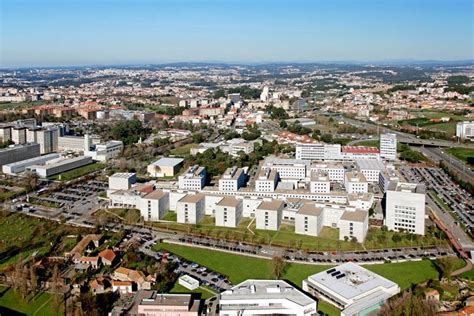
344, 172, 368, 194
256, 200, 284, 230
311, 163, 345, 182
296, 143, 380, 161
338, 210, 368, 242
147, 157, 184, 177
303, 263, 400, 316
380, 133, 397, 160
178, 165, 206, 190
215, 196, 243, 227
176, 194, 206, 224
310, 171, 331, 193
295, 203, 324, 237
85, 138, 123, 162
220, 279, 317, 316
255, 169, 279, 192
108, 173, 137, 191
385, 182, 426, 235
218, 167, 247, 191
456, 121, 474, 141
262, 157, 309, 180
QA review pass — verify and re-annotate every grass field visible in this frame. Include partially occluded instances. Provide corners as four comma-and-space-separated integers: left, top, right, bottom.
459, 268, 474, 280
155, 242, 448, 316
0, 286, 61, 316
447, 148, 474, 165
170, 283, 216, 300
50, 162, 105, 181
352, 139, 380, 148
151, 215, 445, 251
0, 212, 89, 270
169, 143, 197, 156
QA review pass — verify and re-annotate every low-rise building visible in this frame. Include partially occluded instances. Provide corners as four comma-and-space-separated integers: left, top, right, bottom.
338, 210, 368, 242
176, 193, 206, 224
0, 142, 40, 167
303, 263, 400, 316
215, 196, 243, 228
139, 190, 170, 221
344, 172, 368, 194
135, 291, 201, 316
2, 153, 60, 175
220, 279, 317, 316
178, 275, 200, 290
295, 203, 324, 237
30, 156, 93, 178
218, 166, 247, 191
310, 171, 331, 193
355, 159, 385, 183
147, 157, 184, 178
255, 169, 279, 192
256, 200, 284, 230
109, 172, 136, 191
178, 165, 206, 190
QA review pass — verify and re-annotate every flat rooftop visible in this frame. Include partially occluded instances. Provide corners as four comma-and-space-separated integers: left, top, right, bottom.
298, 203, 324, 216
355, 159, 385, 171
217, 196, 241, 208
179, 193, 205, 204
110, 172, 136, 179
151, 157, 184, 167
257, 200, 284, 211
143, 190, 167, 200
340, 210, 368, 222
307, 262, 398, 302
221, 279, 315, 307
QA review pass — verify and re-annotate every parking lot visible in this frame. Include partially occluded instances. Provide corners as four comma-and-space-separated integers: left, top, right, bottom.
400, 167, 473, 231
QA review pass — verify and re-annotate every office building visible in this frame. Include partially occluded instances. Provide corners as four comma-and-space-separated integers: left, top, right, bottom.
0, 143, 40, 167
311, 163, 345, 182
338, 210, 368, 242
2, 153, 60, 175
178, 275, 200, 291
147, 157, 184, 177
31, 156, 93, 178
344, 172, 368, 194
310, 171, 331, 193
295, 203, 324, 237
178, 165, 206, 190
262, 157, 309, 179
385, 182, 426, 235
218, 167, 247, 191
11, 126, 27, 144
134, 291, 200, 316
380, 133, 397, 160
85, 140, 123, 162
456, 121, 474, 140
215, 196, 243, 228
0, 124, 12, 143
355, 160, 385, 183
255, 169, 279, 192
220, 279, 317, 316
256, 200, 284, 230
303, 263, 400, 316
139, 190, 170, 221
295, 143, 342, 160
108, 173, 137, 191
176, 194, 206, 224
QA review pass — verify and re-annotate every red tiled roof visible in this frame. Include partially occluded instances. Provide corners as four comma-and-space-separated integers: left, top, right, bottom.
99, 249, 117, 262
342, 146, 379, 154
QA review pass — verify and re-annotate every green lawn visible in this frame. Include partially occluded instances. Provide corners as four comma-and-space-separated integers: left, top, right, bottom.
0, 286, 61, 316
352, 139, 380, 148
170, 143, 197, 156
459, 268, 474, 280
50, 162, 105, 181
155, 242, 447, 316
170, 283, 216, 300
447, 147, 474, 165
161, 211, 177, 221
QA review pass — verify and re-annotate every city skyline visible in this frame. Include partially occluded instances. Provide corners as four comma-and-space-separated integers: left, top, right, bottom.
1, 0, 473, 67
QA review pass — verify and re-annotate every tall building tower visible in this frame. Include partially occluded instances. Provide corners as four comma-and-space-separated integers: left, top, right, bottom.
380, 133, 397, 160
84, 134, 92, 152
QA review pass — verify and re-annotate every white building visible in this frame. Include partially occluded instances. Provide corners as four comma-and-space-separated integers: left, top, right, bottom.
262, 157, 309, 180
178, 275, 199, 291
385, 182, 426, 235
338, 210, 368, 242
215, 196, 243, 228
176, 194, 206, 224
310, 171, 331, 193
295, 204, 324, 237
456, 121, 474, 140
139, 190, 169, 221
255, 200, 284, 230
344, 172, 368, 194
220, 279, 317, 316
147, 157, 184, 177
295, 143, 342, 160
355, 160, 385, 183
11, 126, 27, 144
178, 165, 206, 190
380, 133, 397, 160
108, 173, 137, 191
85, 140, 123, 162
311, 163, 345, 183
30, 156, 93, 178
218, 167, 247, 191
2, 153, 60, 175
255, 169, 279, 192
303, 263, 400, 316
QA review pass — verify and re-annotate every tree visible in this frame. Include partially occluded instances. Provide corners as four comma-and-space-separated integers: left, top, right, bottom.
381, 290, 438, 316
391, 234, 402, 243
436, 257, 456, 279
23, 171, 39, 191
320, 134, 333, 143
279, 120, 288, 128
29, 264, 38, 297
271, 256, 286, 279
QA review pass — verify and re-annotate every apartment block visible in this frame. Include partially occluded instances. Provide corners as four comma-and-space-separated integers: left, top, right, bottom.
215, 196, 243, 228
176, 194, 206, 224
256, 200, 284, 230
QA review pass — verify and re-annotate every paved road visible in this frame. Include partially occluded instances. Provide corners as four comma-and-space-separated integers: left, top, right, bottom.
417, 147, 474, 185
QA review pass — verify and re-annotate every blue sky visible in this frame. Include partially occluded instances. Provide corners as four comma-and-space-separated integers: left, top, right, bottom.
1, 0, 473, 67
